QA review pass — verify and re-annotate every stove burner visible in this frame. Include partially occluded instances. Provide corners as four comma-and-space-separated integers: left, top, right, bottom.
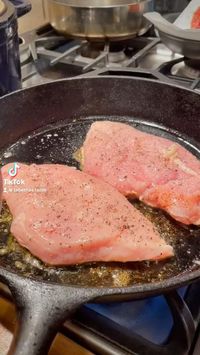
171, 58, 200, 80
81, 42, 128, 62
80, 42, 102, 59
185, 59, 200, 79
107, 49, 127, 63
185, 59, 200, 70
184, 59, 200, 79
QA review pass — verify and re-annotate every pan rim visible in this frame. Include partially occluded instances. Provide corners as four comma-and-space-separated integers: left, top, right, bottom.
0, 74, 200, 296
0, 264, 199, 297
1, 74, 200, 102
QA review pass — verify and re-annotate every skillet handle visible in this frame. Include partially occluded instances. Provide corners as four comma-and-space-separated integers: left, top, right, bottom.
0, 273, 100, 355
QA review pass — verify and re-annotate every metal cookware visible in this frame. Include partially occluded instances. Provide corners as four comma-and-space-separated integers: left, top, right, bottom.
44, 0, 153, 41
0, 0, 21, 96
10, 0, 31, 18
0, 74, 200, 355
0, 0, 31, 97
144, 12, 200, 59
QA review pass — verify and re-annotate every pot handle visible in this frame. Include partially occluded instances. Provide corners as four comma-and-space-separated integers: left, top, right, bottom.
10, 0, 31, 18
0, 271, 100, 355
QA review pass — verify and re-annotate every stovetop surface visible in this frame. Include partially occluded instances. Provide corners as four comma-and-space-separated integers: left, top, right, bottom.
19, 24, 200, 92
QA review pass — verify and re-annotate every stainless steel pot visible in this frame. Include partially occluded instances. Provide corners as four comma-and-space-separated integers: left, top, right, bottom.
45, 0, 153, 41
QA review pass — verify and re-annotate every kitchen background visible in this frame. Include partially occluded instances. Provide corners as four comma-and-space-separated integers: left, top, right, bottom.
18, 0, 46, 33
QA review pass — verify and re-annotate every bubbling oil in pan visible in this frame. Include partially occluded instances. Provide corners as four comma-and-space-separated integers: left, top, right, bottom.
0, 117, 200, 288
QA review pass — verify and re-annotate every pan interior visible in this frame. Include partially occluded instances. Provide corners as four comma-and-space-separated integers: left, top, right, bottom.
0, 116, 200, 288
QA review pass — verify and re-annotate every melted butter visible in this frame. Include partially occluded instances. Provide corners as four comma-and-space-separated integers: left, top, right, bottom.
73, 148, 83, 169
0, 200, 200, 288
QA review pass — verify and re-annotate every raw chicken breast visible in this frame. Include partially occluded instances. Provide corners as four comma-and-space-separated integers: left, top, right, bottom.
82, 121, 200, 225
1, 163, 173, 265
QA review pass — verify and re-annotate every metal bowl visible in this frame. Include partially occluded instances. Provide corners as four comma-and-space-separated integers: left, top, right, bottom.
145, 12, 200, 60
45, 0, 153, 41
159, 31, 200, 60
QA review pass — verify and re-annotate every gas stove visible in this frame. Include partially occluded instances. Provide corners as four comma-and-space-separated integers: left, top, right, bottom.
19, 24, 200, 91
1, 21, 200, 355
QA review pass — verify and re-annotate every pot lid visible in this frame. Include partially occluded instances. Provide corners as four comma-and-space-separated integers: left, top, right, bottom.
0, 0, 6, 15
0, 0, 15, 26
53, 0, 148, 8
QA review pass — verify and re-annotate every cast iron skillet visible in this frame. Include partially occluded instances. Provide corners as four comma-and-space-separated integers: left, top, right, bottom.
0, 75, 200, 355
